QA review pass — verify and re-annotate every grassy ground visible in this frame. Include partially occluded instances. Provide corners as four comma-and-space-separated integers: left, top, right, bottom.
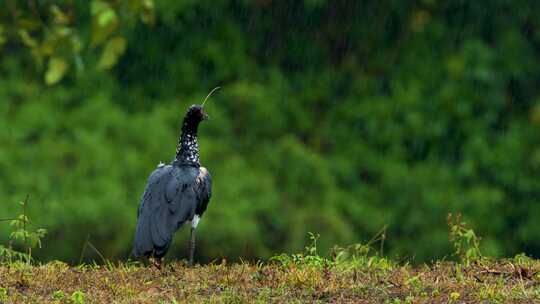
2, 221, 540, 303
2, 256, 540, 303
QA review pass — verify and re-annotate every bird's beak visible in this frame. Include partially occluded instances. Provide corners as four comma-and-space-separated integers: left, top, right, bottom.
203, 112, 209, 120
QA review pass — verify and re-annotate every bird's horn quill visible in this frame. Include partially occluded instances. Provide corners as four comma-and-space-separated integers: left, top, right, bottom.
202, 86, 221, 107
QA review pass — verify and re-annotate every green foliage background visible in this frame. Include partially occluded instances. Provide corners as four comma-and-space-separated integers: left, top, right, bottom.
1, 0, 540, 263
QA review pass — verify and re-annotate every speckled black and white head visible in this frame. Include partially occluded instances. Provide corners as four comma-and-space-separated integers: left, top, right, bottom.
175, 104, 209, 166
183, 105, 209, 129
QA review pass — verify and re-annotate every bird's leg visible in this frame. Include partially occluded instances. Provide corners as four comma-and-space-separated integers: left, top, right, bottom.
188, 227, 196, 266
150, 257, 162, 270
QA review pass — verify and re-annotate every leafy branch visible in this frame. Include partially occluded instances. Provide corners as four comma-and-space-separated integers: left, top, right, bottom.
0, 0, 155, 85
0, 195, 47, 264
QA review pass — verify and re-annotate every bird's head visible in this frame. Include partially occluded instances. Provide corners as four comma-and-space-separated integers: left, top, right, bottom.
182, 87, 220, 130
186, 104, 209, 122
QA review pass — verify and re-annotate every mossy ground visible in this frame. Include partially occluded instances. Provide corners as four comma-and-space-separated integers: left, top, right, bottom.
1, 257, 540, 303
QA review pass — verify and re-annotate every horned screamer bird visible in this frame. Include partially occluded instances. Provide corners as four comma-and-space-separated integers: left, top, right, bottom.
132, 90, 217, 266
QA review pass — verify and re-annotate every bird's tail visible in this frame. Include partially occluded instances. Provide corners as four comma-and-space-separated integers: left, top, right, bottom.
132, 207, 174, 259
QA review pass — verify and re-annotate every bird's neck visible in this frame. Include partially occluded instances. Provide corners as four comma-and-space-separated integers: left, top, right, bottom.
175, 121, 200, 166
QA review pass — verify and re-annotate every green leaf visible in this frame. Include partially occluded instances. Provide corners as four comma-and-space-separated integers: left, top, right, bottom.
45, 57, 69, 85
140, 0, 155, 24
53, 291, 65, 300
98, 10, 117, 27
91, 12, 118, 46
97, 37, 126, 70
91, 0, 109, 15
50, 5, 70, 25
54, 26, 72, 38
90, 0, 118, 47
18, 29, 37, 48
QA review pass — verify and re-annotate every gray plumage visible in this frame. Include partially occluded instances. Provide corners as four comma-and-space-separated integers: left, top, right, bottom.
132, 105, 212, 260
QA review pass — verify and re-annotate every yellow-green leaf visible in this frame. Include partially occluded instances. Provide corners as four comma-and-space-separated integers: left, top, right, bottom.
98, 10, 117, 27
45, 57, 69, 85
18, 29, 37, 48
140, 0, 155, 24
91, 9, 118, 47
97, 37, 127, 70
50, 5, 70, 25
17, 18, 41, 31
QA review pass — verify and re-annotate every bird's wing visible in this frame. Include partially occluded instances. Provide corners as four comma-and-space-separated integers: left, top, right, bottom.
194, 166, 212, 216
132, 165, 198, 258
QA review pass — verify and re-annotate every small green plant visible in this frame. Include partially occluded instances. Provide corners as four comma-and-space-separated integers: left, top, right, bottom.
449, 292, 461, 303
0, 195, 47, 263
448, 213, 482, 266
71, 290, 85, 304
331, 226, 394, 272
53, 290, 65, 300
270, 232, 330, 268
386, 297, 413, 304
405, 275, 422, 292
0, 287, 8, 302
271, 228, 394, 273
